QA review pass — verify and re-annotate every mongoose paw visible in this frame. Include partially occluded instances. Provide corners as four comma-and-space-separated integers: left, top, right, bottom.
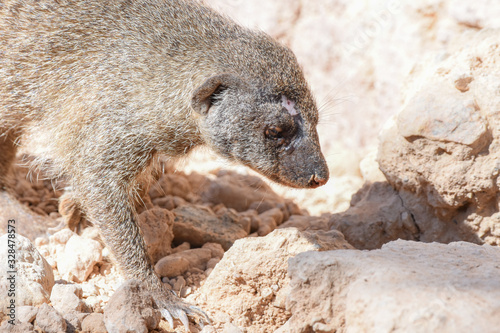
154, 292, 210, 331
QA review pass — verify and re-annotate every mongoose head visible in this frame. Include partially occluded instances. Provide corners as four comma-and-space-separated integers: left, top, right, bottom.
192, 55, 329, 189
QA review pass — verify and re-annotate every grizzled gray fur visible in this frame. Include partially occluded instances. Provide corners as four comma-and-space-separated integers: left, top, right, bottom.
0, 0, 329, 328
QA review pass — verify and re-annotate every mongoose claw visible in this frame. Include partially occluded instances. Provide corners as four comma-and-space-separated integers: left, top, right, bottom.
188, 305, 211, 328
156, 294, 210, 331
160, 308, 175, 329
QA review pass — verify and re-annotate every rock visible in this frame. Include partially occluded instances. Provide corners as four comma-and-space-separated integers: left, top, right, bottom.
359, 149, 387, 183
208, 0, 499, 159
152, 195, 187, 210
284, 240, 500, 333
104, 279, 161, 333
248, 200, 283, 214
192, 228, 353, 333
57, 234, 102, 283
171, 276, 186, 293
173, 205, 248, 250
257, 207, 285, 236
155, 248, 212, 277
155, 255, 190, 278
239, 209, 261, 233
0, 234, 54, 315
49, 228, 75, 245
63, 311, 86, 333
84, 296, 104, 314
279, 215, 330, 231
205, 0, 299, 40
236, 215, 251, 234
18, 305, 38, 324
34, 303, 67, 333
82, 313, 107, 333
206, 258, 220, 270
201, 325, 217, 333
199, 171, 284, 212
223, 322, 245, 333
148, 173, 193, 201
214, 206, 252, 234
50, 283, 85, 314
204, 268, 213, 277
0, 191, 58, 241
329, 181, 420, 249
257, 216, 277, 236
259, 208, 285, 226
397, 85, 488, 148
171, 241, 190, 254
202, 242, 225, 259
0, 320, 35, 332
378, 28, 500, 246
80, 226, 103, 244
137, 208, 174, 262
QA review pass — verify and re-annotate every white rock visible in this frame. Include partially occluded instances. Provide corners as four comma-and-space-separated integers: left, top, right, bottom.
397, 85, 487, 147
34, 303, 67, 333
104, 280, 161, 333
0, 234, 54, 315
17, 305, 38, 324
192, 228, 353, 332
50, 283, 85, 314
285, 240, 500, 333
49, 229, 76, 245
378, 28, 500, 246
57, 234, 102, 283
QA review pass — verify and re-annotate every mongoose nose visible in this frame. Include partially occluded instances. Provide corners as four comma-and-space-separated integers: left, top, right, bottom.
308, 173, 328, 188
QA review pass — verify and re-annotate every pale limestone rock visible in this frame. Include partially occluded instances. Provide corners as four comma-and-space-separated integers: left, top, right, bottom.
17, 305, 38, 324
49, 228, 75, 245
34, 303, 67, 333
191, 228, 353, 333
57, 234, 102, 283
50, 283, 85, 314
284, 240, 500, 333
103, 280, 161, 333
378, 28, 500, 246
82, 313, 107, 333
0, 234, 54, 314
0, 320, 35, 332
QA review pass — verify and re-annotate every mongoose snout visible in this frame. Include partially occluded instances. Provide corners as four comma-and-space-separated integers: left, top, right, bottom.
0, 0, 329, 329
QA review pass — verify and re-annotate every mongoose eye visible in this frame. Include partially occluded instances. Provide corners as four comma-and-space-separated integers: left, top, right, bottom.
265, 126, 283, 139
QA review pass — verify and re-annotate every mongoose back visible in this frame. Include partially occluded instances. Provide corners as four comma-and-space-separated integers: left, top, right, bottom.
0, 0, 329, 327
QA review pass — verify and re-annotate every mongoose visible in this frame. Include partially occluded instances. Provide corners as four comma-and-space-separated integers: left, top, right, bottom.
0, 0, 329, 328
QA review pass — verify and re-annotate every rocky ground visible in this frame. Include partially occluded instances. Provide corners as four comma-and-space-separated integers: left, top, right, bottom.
1, 0, 500, 332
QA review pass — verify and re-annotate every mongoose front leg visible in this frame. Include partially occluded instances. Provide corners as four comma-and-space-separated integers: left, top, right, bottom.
77, 182, 209, 330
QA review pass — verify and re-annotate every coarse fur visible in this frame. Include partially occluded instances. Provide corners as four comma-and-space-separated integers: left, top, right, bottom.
0, 0, 329, 328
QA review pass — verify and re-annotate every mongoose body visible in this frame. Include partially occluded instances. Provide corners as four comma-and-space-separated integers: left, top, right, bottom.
0, 0, 329, 327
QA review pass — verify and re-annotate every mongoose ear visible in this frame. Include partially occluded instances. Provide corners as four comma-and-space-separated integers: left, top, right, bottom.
191, 73, 244, 115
